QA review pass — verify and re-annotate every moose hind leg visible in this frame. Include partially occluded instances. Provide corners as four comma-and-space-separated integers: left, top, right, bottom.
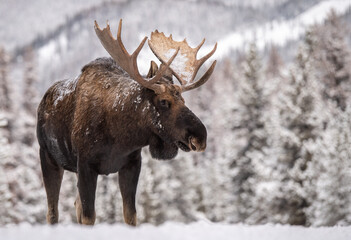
74, 187, 83, 223
73, 174, 84, 224
77, 164, 98, 225
119, 150, 142, 226
40, 148, 64, 224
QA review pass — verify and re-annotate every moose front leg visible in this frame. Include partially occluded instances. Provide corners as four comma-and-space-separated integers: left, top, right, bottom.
119, 150, 142, 226
40, 148, 64, 224
77, 163, 98, 225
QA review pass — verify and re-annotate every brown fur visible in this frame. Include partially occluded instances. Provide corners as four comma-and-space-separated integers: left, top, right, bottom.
37, 57, 207, 225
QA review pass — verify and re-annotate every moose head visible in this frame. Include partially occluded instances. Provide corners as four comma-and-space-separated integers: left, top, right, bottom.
94, 20, 217, 159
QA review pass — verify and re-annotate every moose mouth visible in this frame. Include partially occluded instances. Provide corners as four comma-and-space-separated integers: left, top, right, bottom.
176, 141, 191, 152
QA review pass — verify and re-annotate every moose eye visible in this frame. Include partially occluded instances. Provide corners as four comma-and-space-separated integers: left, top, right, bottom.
159, 99, 170, 109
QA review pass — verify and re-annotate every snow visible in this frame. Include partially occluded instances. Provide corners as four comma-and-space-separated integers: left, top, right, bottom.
217, 0, 289, 8
0, 114, 8, 128
38, 40, 57, 63
53, 76, 78, 106
1, 222, 351, 240
165, 49, 193, 82
299, 0, 351, 25
112, 81, 142, 111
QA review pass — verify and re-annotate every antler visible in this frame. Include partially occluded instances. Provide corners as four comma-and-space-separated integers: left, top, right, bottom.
94, 19, 179, 93
148, 31, 217, 92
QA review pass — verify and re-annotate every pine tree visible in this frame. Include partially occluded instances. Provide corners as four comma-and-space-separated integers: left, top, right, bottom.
0, 47, 13, 143
265, 44, 283, 78
186, 59, 238, 223
138, 150, 176, 224
307, 9, 351, 110
21, 47, 39, 146
0, 47, 11, 111
0, 113, 18, 224
305, 105, 351, 226
0, 46, 18, 224
23, 47, 39, 116
231, 43, 268, 223
264, 45, 323, 225
3, 46, 46, 224
58, 172, 78, 223
95, 174, 124, 223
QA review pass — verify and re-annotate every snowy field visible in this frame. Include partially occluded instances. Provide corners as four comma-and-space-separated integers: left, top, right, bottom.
1, 222, 351, 240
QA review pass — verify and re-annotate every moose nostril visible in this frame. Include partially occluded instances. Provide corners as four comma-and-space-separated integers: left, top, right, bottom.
189, 137, 205, 152
190, 139, 197, 151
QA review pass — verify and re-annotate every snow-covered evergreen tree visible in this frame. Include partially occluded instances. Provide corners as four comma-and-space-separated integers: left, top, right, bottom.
0, 46, 17, 224
0, 47, 11, 112
265, 44, 283, 78
9, 46, 46, 224
263, 44, 323, 225
0, 47, 13, 142
138, 150, 178, 224
0, 46, 45, 224
21, 47, 39, 146
57, 172, 78, 223
95, 174, 124, 224
230, 43, 269, 223
307, 9, 351, 110
187, 59, 238, 223
306, 104, 351, 226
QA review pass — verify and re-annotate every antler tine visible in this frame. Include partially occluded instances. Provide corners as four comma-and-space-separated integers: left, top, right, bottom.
190, 42, 217, 83
116, 20, 147, 60
95, 19, 178, 93
181, 60, 217, 92
195, 39, 205, 53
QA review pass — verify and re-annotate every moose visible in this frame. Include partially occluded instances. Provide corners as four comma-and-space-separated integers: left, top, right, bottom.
37, 19, 217, 226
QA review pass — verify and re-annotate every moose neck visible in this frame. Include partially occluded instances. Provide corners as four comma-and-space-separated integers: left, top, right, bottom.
103, 78, 159, 149
104, 79, 177, 159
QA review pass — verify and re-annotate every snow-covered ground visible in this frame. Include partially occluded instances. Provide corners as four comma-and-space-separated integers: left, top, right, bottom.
1, 222, 351, 240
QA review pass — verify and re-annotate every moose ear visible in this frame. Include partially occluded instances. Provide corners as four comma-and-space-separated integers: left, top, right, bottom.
159, 63, 173, 83
147, 61, 159, 78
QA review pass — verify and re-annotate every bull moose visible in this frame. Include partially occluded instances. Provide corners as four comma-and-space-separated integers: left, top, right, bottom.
36, 19, 217, 226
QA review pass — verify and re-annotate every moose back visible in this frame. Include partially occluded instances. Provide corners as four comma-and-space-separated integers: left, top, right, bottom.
36, 19, 217, 226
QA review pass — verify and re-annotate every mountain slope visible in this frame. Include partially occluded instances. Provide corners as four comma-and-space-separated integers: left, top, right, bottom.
2, 0, 348, 92
211, 0, 351, 58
